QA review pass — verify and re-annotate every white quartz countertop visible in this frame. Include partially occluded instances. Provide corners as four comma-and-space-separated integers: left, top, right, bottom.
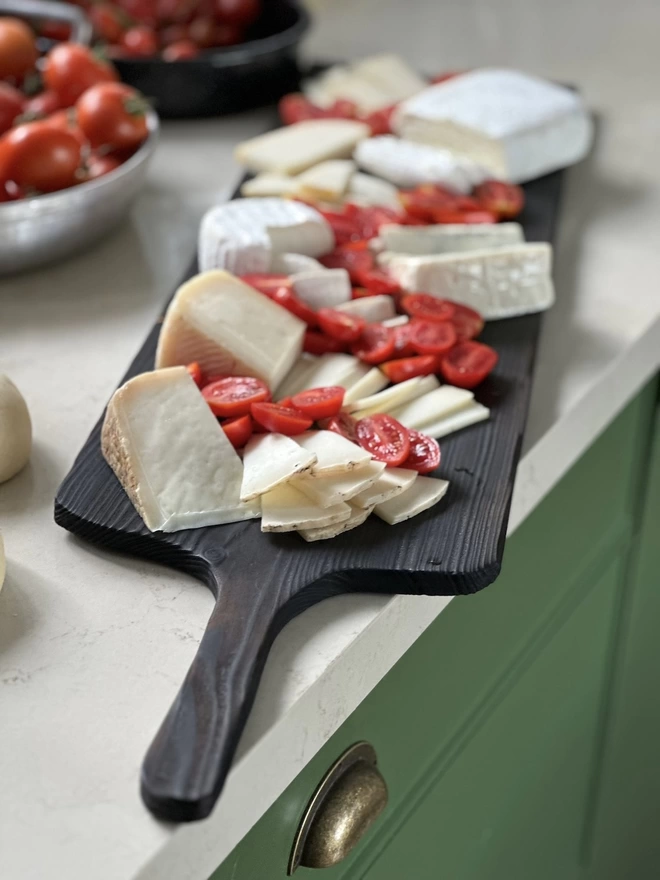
2, 1, 660, 878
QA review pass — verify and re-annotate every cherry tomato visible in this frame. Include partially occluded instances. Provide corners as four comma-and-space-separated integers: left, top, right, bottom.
318, 411, 359, 443
186, 361, 204, 387
85, 153, 121, 180
320, 246, 373, 284
291, 386, 345, 420
0, 180, 23, 201
271, 287, 318, 326
211, 22, 243, 46
159, 23, 190, 45
391, 323, 417, 358
240, 273, 291, 295
356, 414, 411, 466
401, 293, 456, 323
317, 308, 366, 343
0, 84, 24, 135
318, 208, 362, 245
22, 89, 60, 118
398, 188, 452, 223
473, 179, 525, 220
380, 355, 438, 384
43, 44, 117, 107
353, 204, 404, 239
449, 303, 484, 341
277, 396, 294, 407
42, 110, 88, 148
351, 323, 395, 364
250, 402, 312, 435
157, 0, 198, 24
116, 0, 157, 26
354, 267, 399, 295
362, 105, 395, 135
89, 4, 126, 43
431, 208, 498, 224
120, 25, 158, 56
0, 18, 38, 81
202, 376, 270, 417
278, 93, 326, 125
214, 0, 261, 26
221, 414, 253, 448
409, 319, 457, 356
303, 331, 347, 355
188, 16, 216, 46
40, 21, 72, 41
162, 39, 200, 59
439, 341, 498, 389
0, 123, 82, 192
76, 83, 149, 150
402, 430, 441, 474
328, 98, 358, 118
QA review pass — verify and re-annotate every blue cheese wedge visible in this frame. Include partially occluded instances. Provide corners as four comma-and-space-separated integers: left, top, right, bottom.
240, 433, 317, 501
260, 482, 351, 532
101, 367, 260, 532
378, 222, 524, 255
375, 476, 450, 524
156, 270, 305, 390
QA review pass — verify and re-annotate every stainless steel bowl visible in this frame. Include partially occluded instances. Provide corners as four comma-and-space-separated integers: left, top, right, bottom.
0, 111, 159, 275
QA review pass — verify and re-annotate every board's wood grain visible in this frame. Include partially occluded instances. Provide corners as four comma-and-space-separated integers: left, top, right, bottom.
54, 168, 563, 823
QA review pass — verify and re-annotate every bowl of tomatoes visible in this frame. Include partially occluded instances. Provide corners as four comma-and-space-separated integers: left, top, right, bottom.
0, 18, 158, 274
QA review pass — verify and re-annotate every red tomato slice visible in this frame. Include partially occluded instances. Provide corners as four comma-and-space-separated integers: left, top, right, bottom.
303, 331, 347, 355
401, 293, 456, 323
473, 179, 525, 220
278, 92, 326, 125
277, 396, 294, 408
271, 287, 318, 327
240, 273, 291, 296
449, 303, 484, 341
317, 308, 366, 342
320, 246, 373, 283
380, 355, 438, 384
430, 209, 498, 224
409, 319, 457, 356
439, 341, 498, 389
221, 414, 253, 449
341, 238, 371, 251
318, 208, 362, 245
362, 104, 396, 135
402, 430, 441, 474
327, 98, 358, 118
351, 323, 395, 365
317, 411, 359, 443
250, 402, 313, 435
354, 267, 399, 295
351, 286, 376, 299
202, 376, 270, 417
392, 323, 417, 358
186, 361, 204, 387
291, 386, 345, 420
353, 204, 404, 238
356, 414, 411, 466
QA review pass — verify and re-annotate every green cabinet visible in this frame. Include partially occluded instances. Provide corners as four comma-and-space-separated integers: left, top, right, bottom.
211, 377, 659, 880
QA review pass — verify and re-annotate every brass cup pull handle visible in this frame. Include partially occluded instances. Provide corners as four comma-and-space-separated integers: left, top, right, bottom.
288, 742, 388, 873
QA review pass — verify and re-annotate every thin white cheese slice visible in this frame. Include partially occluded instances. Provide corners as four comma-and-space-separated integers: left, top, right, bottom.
378, 222, 524, 255
240, 433, 317, 501
346, 172, 401, 210
351, 466, 418, 509
304, 66, 392, 114
294, 459, 386, 508
270, 252, 324, 274
101, 367, 260, 533
352, 54, 427, 105
380, 243, 555, 320
240, 172, 297, 198
155, 270, 305, 391
291, 268, 352, 310
294, 160, 356, 202
381, 314, 409, 328
260, 483, 351, 532
296, 430, 372, 475
347, 374, 440, 418
421, 401, 490, 439
342, 367, 389, 404
274, 354, 320, 399
298, 502, 375, 542
235, 119, 371, 175
389, 385, 475, 431
336, 294, 396, 323
375, 476, 450, 524
297, 353, 368, 393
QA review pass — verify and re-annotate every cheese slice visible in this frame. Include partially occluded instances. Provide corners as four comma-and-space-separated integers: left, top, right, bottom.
274, 354, 320, 398
296, 353, 367, 393
235, 119, 371, 175
381, 314, 409, 328
240, 172, 297, 198
298, 502, 375, 542
101, 367, 260, 532
354, 135, 492, 192
156, 270, 305, 391
294, 459, 386, 508
342, 368, 389, 404
291, 268, 352, 310
240, 433, 317, 501
375, 476, 450, 524
261, 483, 351, 532
389, 386, 475, 431
270, 252, 324, 274
378, 222, 524, 255
296, 430, 372, 475
294, 160, 356, 202
198, 198, 334, 275
380, 244, 555, 320
347, 374, 439, 418
351, 466, 418, 509
336, 294, 396, 323
352, 54, 427, 105
421, 401, 490, 439
346, 172, 401, 210
393, 68, 593, 183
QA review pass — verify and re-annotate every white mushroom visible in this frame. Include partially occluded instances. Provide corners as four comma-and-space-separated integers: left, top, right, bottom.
0, 375, 32, 484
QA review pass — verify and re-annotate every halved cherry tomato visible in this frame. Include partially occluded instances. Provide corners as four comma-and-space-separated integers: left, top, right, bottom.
409, 319, 457, 356
321, 246, 373, 284
318, 208, 361, 245
43, 43, 118, 107
328, 98, 358, 118
271, 287, 318, 326
291, 386, 344, 420
381, 355, 438, 384
430, 209, 498, 224
186, 361, 204, 387
402, 430, 441, 474
278, 93, 325, 125
354, 267, 399, 295
391, 323, 417, 358
351, 286, 374, 299
89, 4, 126, 43
362, 104, 395, 135
351, 323, 395, 364
351, 203, 404, 238
473, 179, 525, 220
250, 402, 312, 435
214, 0, 261, 27
449, 303, 484, 341
240, 273, 291, 296
202, 376, 270, 417
317, 308, 366, 343
356, 414, 411, 466
0, 84, 25, 135
439, 341, 498, 389
401, 293, 456, 323
221, 414, 253, 448
277, 396, 294, 408
163, 39, 200, 59
318, 411, 359, 443
303, 331, 347, 355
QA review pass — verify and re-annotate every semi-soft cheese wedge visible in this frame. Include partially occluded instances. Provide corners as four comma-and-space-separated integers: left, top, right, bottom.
260, 483, 351, 532
379, 244, 555, 320
351, 467, 418, 509
294, 160, 356, 202
346, 374, 440, 418
298, 502, 375, 542
235, 119, 371, 175
296, 430, 372, 475
389, 386, 475, 431
270, 253, 324, 274
352, 54, 427, 105
375, 476, 450, 524
378, 222, 524, 255
336, 294, 396, 323
240, 433, 317, 501
346, 172, 401, 210
291, 268, 352, 310
274, 354, 320, 399
294, 459, 386, 508
297, 353, 368, 394
421, 402, 490, 439
304, 55, 425, 113
342, 368, 389, 405
156, 270, 305, 390
102, 367, 260, 532
240, 172, 297, 198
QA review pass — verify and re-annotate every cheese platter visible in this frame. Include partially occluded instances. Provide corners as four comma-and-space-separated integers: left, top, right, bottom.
55, 57, 583, 824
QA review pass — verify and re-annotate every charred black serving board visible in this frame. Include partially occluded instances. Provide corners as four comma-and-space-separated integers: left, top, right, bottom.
55, 168, 563, 824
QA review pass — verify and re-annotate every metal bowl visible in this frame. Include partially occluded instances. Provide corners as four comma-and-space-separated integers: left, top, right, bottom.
0, 111, 159, 276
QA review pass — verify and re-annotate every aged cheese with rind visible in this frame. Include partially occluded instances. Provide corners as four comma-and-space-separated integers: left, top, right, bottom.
294, 459, 386, 508
378, 222, 524, 255
296, 430, 372, 475
351, 467, 418, 509
294, 160, 356, 202
298, 502, 375, 542
375, 476, 450, 524
240, 433, 317, 501
260, 483, 351, 532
